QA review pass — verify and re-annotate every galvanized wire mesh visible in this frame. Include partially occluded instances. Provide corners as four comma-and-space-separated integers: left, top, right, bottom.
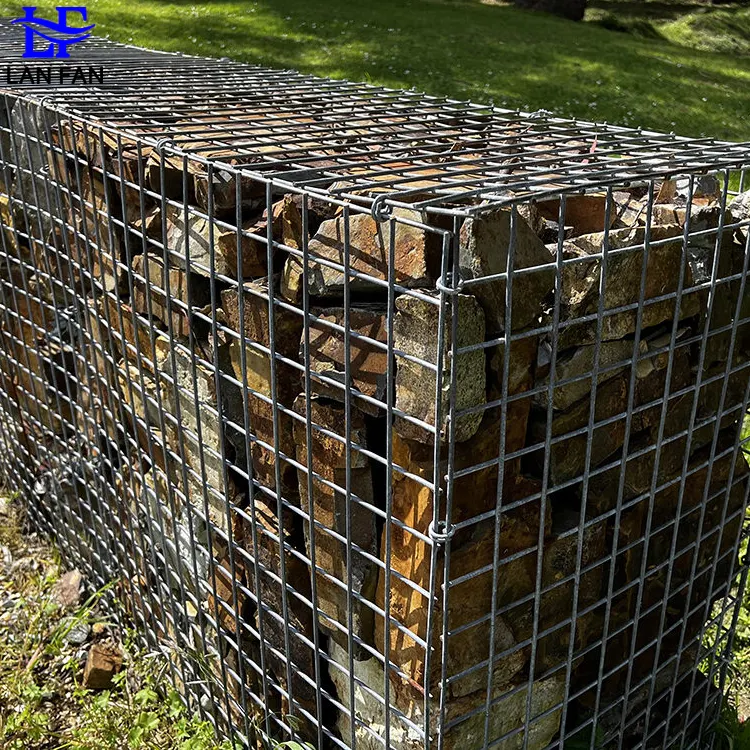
0, 30, 750, 750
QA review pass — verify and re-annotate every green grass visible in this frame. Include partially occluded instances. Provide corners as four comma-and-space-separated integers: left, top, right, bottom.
588, 1, 750, 57
0, 495, 231, 750
1, 0, 750, 141
661, 8, 750, 57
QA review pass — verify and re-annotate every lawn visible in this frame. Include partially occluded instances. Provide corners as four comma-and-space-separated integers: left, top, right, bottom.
0, 0, 749, 142
0, 495, 230, 750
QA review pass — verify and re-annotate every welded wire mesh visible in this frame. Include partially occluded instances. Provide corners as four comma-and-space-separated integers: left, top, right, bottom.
0, 30, 750, 750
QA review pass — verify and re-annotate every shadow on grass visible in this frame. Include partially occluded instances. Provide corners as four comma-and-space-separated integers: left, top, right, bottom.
1, 0, 749, 139
588, 0, 722, 22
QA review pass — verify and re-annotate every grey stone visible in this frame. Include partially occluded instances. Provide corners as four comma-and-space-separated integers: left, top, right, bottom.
9, 99, 58, 240
292, 396, 379, 656
329, 637, 565, 750
53, 570, 83, 609
728, 190, 750, 226
159, 346, 243, 530
536, 338, 638, 412
675, 174, 722, 204
164, 204, 271, 280
63, 618, 91, 646
557, 224, 701, 347
131, 253, 212, 337
612, 190, 648, 229
459, 208, 554, 333
394, 292, 486, 444
528, 334, 694, 486
449, 673, 565, 750
329, 641, 406, 750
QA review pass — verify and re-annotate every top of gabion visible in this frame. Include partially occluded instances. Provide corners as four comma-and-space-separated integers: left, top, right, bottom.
1, 26, 750, 215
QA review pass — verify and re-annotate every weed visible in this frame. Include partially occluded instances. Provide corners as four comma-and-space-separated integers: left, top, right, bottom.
0, 495, 230, 750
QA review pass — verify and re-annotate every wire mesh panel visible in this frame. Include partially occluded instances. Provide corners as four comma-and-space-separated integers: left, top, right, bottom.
0, 29, 750, 750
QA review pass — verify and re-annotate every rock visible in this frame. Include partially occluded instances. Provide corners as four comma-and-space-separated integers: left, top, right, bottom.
613, 190, 647, 229
600, 436, 748, 699
225, 354, 300, 504
577, 640, 700, 747
172, 504, 213, 591
63, 618, 91, 646
9, 99, 58, 240
208, 513, 253, 635
328, 640, 414, 750
649, 440, 748, 598
536, 193, 615, 237
557, 224, 701, 347
433, 673, 565, 750
145, 149, 196, 203
108, 138, 155, 220
266, 194, 305, 251
86, 295, 171, 376
376, 423, 552, 698
306, 305, 388, 414
0, 195, 24, 275
160, 346, 244, 530
655, 176, 721, 206
684, 204, 735, 280
64, 172, 127, 293
53, 569, 83, 609
283, 193, 339, 236
394, 292, 486, 444
292, 395, 379, 656
448, 509, 606, 690
527, 334, 693, 485
117, 360, 171, 471
231, 501, 318, 734
137, 466, 219, 597
164, 203, 281, 280
281, 208, 442, 302
535, 338, 638, 412
728, 190, 750, 228
330, 635, 565, 750
222, 280, 302, 499
221, 280, 303, 399
651, 203, 687, 226
459, 207, 554, 333
487, 336, 539, 400
83, 643, 123, 689
519, 204, 569, 244
674, 175, 722, 204
671, 203, 750, 365
131, 253, 212, 337
193, 162, 266, 214
51, 123, 153, 220
127, 204, 162, 242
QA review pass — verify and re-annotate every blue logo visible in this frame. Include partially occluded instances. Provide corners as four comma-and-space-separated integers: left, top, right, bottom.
11, 7, 94, 59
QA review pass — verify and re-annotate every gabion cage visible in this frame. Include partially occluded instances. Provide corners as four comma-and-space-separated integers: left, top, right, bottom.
1, 29, 750, 750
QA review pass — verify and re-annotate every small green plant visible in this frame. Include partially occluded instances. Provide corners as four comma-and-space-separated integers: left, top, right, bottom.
64, 677, 232, 750
714, 701, 750, 750
0, 494, 232, 750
